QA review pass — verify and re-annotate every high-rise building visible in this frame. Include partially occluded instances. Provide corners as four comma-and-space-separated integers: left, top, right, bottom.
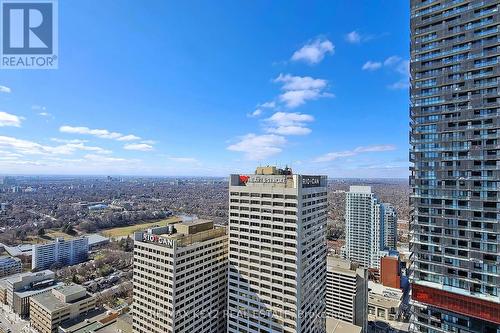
410, 1, 499, 331
32, 237, 89, 271
344, 186, 385, 269
132, 220, 228, 333
382, 204, 398, 250
326, 257, 367, 331
227, 166, 327, 333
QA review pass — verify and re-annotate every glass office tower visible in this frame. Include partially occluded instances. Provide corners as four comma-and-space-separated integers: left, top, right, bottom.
410, 1, 499, 332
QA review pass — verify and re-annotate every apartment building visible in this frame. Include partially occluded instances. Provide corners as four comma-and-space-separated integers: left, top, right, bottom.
410, 0, 499, 332
30, 284, 96, 333
227, 166, 328, 333
0, 256, 22, 278
32, 237, 89, 271
344, 186, 385, 269
326, 257, 367, 331
132, 219, 228, 333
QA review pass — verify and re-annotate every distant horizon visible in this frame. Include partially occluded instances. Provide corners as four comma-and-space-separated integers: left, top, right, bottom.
0, 173, 409, 180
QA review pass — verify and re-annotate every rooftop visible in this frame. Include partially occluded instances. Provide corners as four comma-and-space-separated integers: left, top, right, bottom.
326, 317, 362, 333
349, 185, 372, 194
31, 284, 90, 312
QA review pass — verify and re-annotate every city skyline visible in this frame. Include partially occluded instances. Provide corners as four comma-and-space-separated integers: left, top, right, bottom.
0, 1, 410, 178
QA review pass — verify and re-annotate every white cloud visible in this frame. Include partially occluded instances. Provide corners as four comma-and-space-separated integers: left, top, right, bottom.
248, 109, 262, 118
227, 134, 286, 160
384, 56, 402, 67
291, 38, 334, 65
265, 112, 314, 136
0, 111, 23, 127
275, 73, 327, 91
362, 61, 382, 71
0, 86, 11, 93
395, 60, 409, 75
274, 74, 332, 108
268, 125, 311, 136
123, 143, 153, 151
388, 79, 409, 90
50, 138, 88, 144
0, 135, 111, 156
314, 144, 396, 162
59, 125, 141, 142
84, 154, 128, 163
32, 105, 52, 117
259, 101, 275, 109
345, 31, 361, 44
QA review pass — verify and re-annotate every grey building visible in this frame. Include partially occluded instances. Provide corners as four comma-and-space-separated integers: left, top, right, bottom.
32, 237, 89, 271
0, 256, 22, 278
382, 204, 398, 250
410, 1, 499, 332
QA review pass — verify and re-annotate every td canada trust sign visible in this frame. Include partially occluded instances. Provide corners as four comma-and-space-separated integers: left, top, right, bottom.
142, 233, 176, 249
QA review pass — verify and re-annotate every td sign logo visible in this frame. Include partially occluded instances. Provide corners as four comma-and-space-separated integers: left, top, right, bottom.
1, 0, 58, 69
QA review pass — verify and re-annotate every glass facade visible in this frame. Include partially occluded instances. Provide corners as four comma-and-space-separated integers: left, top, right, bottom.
410, 0, 499, 332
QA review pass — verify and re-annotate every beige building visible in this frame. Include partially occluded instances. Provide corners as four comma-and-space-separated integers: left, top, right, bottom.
0, 270, 62, 317
132, 219, 227, 333
326, 257, 367, 331
367, 281, 409, 332
326, 317, 362, 333
228, 167, 328, 333
30, 284, 96, 333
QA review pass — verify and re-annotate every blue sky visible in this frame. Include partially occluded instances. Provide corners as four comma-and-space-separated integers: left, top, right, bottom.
0, 0, 410, 177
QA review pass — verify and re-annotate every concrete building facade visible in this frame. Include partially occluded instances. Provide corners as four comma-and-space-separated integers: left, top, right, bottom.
132, 219, 228, 333
30, 284, 96, 333
227, 167, 327, 333
32, 237, 89, 271
0, 270, 61, 317
326, 257, 367, 332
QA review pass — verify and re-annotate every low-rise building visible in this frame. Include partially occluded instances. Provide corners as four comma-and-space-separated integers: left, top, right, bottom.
367, 281, 409, 333
30, 284, 97, 333
326, 317, 362, 333
0, 256, 22, 278
0, 270, 62, 317
32, 237, 89, 271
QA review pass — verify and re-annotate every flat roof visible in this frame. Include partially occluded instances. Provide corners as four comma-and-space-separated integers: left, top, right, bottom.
326, 317, 362, 333
31, 284, 89, 312
15, 281, 63, 299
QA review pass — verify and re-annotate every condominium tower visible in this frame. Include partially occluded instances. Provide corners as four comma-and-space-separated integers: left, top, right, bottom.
227, 166, 327, 333
132, 220, 227, 333
344, 186, 384, 269
410, 0, 499, 332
